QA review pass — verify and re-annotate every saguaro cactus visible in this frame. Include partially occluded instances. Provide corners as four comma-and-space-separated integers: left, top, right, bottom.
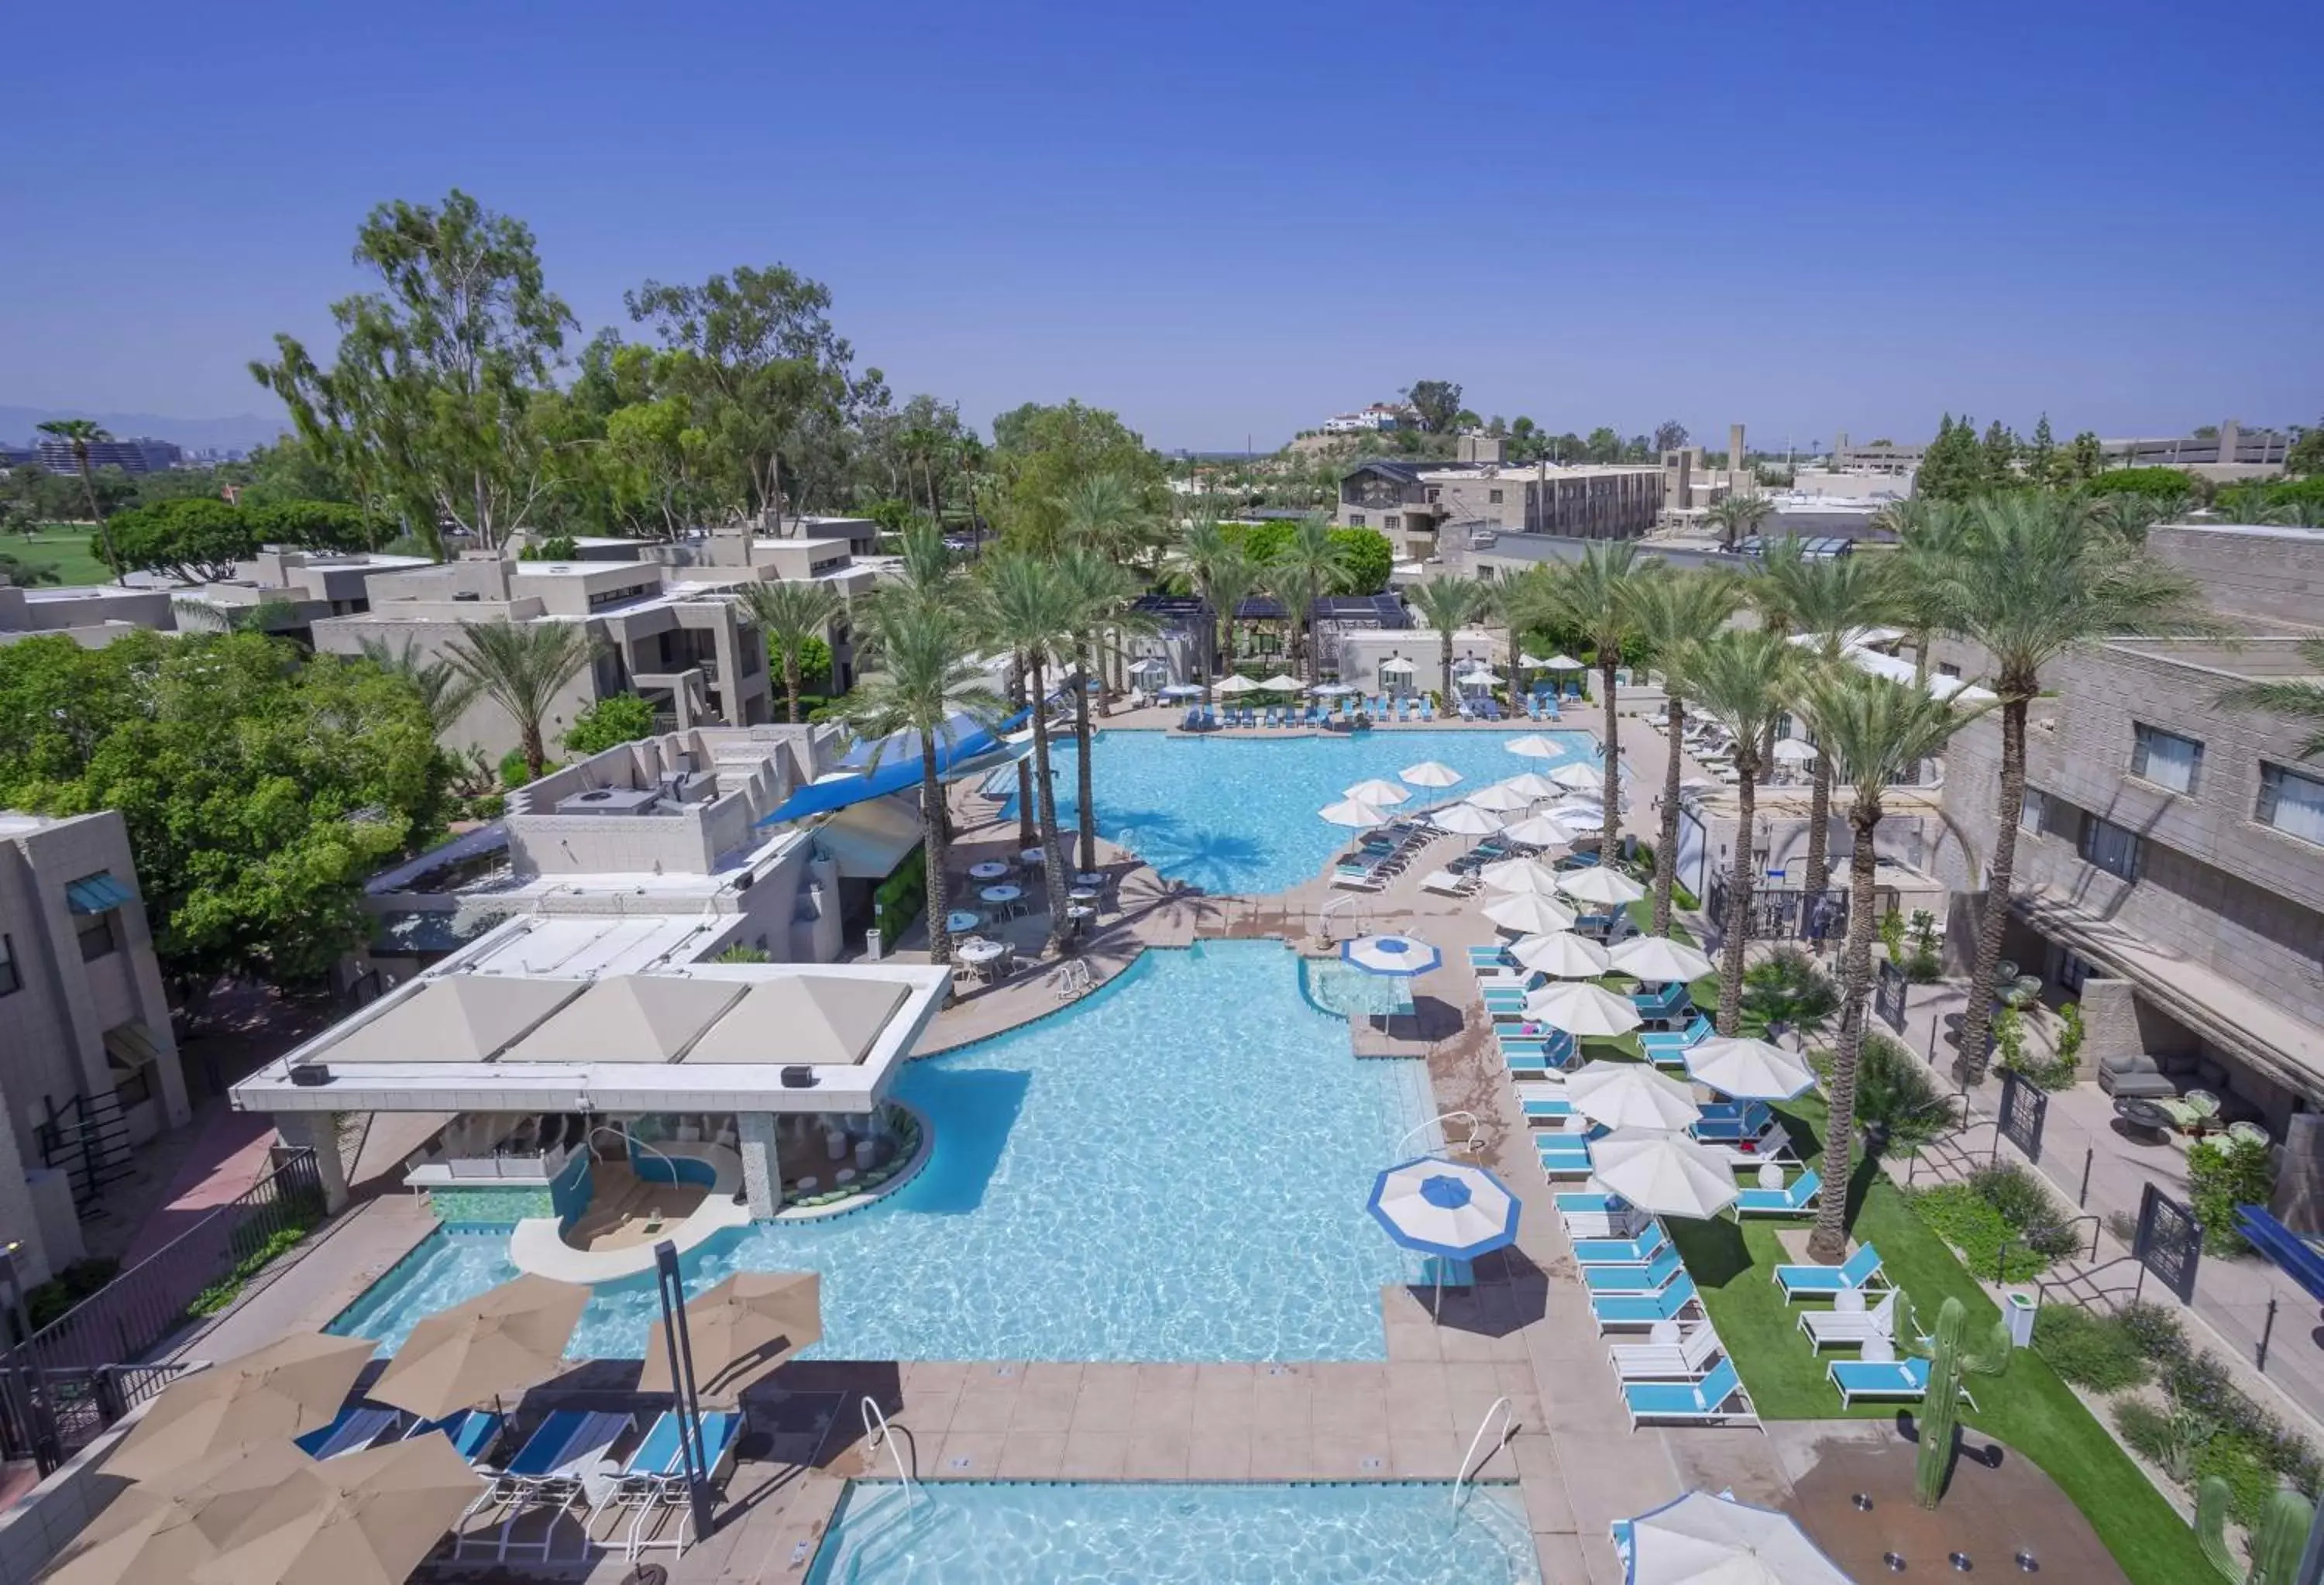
1903, 1295, 2013, 1508
2196, 1475, 2313, 1583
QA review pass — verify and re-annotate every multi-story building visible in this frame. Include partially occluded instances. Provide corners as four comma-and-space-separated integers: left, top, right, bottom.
1322, 404, 1413, 435
2100, 419, 2289, 480
2, 548, 431, 648
1336, 456, 1666, 560
32, 437, 181, 476
0, 811, 193, 1285
1827, 433, 1927, 476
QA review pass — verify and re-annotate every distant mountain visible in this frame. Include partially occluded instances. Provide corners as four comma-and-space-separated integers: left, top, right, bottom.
0, 406, 288, 453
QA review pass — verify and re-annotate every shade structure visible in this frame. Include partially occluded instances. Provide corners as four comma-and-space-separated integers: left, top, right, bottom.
105, 1332, 376, 1481
1320, 796, 1394, 828
688, 975, 907, 1067
1498, 814, 1574, 849
1609, 935, 1717, 985
1256, 672, 1308, 693
1212, 674, 1261, 695
1504, 734, 1563, 759
1127, 656, 1169, 677
1542, 654, 1586, 671
1479, 891, 1577, 935
639, 1271, 823, 1401
1509, 930, 1611, 978
1624, 1490, 1851, 1585
1590, 1129, 1739, 1219
365, 1274, 586, 1420
1342, 933, 1442, 976
1399, 761, 1463, 788
1464, 782, 1533, 813
1500, 772, 1561, 799
1342, 779, 1411, 806
1557, 866, 1648, 906
1478, 858, 1563, 897
43, 1441, 308, 1585
1521, 980, 1645, 1036
1683, 1037, 1817, 1101
1428, 802, 1505, 836
1566, 1061, 1702, 1131
186, 1434, 483, 1585
1551, 762, 1604, 792
1771, 737, 1820, 764
1367, 1157, 1521, 1264
501, 974, 744, 1064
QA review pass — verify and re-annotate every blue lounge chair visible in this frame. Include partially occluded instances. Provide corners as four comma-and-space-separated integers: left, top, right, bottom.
1580, 1247, 1683, 1294
1774, 1243, 1886, 1301
1537, 1139, 1596, 1177
466, 1409, 638, 1561
1697, 1098, 1772, 1130
295, 1404, 404, 1460
1573, 1225, 1669, 1267
1420, 696, 1436, 720
1592, 1272, 1700, 1332
1201, 705, 1217, 729
1734, 1169, 1821, 1218
1632, 982, 1690, 1025
1623, 1359, 1755, 1429
1639, 1015, 1714, 1069
412, 1407, 504, 1463
1469, 944, 1514, 971
1521, 1095, 1576, 1123
589, 1410, 742, 1559
1827, 1356, 1973, 1410
1181, 707, 1202, 731
1556, 1191, 1631, 1218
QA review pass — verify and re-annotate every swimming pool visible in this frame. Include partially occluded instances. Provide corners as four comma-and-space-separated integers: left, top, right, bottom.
332, 940, 1435, 1363
1044, 727, 1601, 894
804, 1480, 1542, 1584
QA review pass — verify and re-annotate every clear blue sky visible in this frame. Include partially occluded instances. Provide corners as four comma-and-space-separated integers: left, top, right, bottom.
5, 0, 2319, 453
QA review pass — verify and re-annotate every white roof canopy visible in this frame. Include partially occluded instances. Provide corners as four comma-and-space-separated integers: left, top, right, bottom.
500, 975, 745, 1064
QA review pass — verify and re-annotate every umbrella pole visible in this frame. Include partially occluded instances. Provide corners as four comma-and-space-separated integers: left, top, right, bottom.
655, 1241, 716, 1545
1433, 1260, 1444, 1320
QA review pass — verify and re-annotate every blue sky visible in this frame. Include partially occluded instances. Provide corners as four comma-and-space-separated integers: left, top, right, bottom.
4, 0, 2319, 452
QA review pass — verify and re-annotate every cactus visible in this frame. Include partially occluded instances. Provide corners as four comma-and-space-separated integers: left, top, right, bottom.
1901, 1295, 2013, 1508
2197, 1475, 2313, 1583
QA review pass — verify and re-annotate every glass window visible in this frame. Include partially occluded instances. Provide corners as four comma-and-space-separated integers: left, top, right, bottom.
2078, 813, 2141, 881
1346, 514, 1364, 528
2131, 724, 2203, 794
77, 909, 117, 962
1488, 489, 1504, 504
0, 934, 17, 996
2020, 789, 2049, 836
1384, 516, 1401, 531
2258, 762, 2324, 846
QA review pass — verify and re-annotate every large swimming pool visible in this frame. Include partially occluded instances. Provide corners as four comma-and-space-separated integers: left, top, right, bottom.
805, 1480, 1542, 1585
1043, 727, 1601, 894
332, 941, 1435, 1363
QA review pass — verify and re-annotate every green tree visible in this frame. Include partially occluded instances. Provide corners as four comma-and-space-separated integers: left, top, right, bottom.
1171, 518, 1263, 698
989, 401, 1167, 551
0, 552, 59, 586
1263, 514, 1360, 683
1701, 492, 1774, 551
1405, 576, 1490, 707
1332, 528, 1393, 595
2288, 422, 2324, 479
102, 499, 256, 582
355, 634, 481, 736
1980, 420, 2020, 484
442, 619, 603, 780
740, 578, 844, 724
2216, 638, 2324, 759
1915, 414, 1989, 503
563, 693, 657, 755
2064, 430, 2106, 483
1401, 381, 1463, 435
1545, 540, 1659, 854
975, 550, 1084, 949
1623, 569, 1744, 933
2026, 414, 2058, 487
34, 419, 121, 574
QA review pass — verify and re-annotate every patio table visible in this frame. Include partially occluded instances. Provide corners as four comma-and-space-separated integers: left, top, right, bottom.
1073, 872, 1106, 889
1020, 847, 1048, 866
968, 861, 1009, 881
944, 910, 982, 934
1069, 886, 1101, 903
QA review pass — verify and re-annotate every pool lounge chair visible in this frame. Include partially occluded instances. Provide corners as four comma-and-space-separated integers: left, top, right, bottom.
1572, 1224, 1669, 1267
1421, 696, 1436, 720
587, 1409, 742, 1560
1631, 982, 1690, 1026
1538, 1138, 1597, 1178
1639, 1015, 1714, 1068
411, 1407, 505, 1464
1734, 1168, 1821, 1218
295, 1404, 406, 1460
1800, 1289, 1897, 1350
1592, 1272, 1701, 1332
1828, 1355, 1975, 1411
1557, 1191, 1647, 1240
1521, 1095, 1576, 1123
1468, 943, 1514, 971
1623, 1359, 1755, 1429
1580, 1248, 1684, 1294
1697, 1123, 1796, 1170
1610, 1323, 1724, 1381
1180, 707, 1202, 731
1773, 1244, 1886, 1302
464, 1409, 638, 1561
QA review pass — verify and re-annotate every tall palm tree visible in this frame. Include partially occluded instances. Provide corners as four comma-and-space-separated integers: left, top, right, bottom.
975, 551, 1081, 950
839, 600, 1004, 967
1169, 516, 1247, 700
1923, 494, 2209, 1083
1621, 569, 1744, 935
1796, 666, 1988, 1262
1266, 514, 1358, 683
36, 419, 120, 576
2216, 638, 2324, 759
443, 620, 603, 781
1546, 540, 1660, 857
1058, 473, 1157, 707
741, 579, 844, 724
1202, 544, 1265, 698
1876, 499, 1968, 683
357, 634, 483, 736
1676, 627, 1800, 1035
1059, 545, 1150, 873
1493, 564, 1558, 687
1702, 492, 1775, 552
1406, 576, 1490, 705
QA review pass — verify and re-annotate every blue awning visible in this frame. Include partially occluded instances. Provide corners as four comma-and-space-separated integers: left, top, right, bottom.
761, 707, 1030, 827
66, 872, 134, 914
2235, 1205, 2324, 1302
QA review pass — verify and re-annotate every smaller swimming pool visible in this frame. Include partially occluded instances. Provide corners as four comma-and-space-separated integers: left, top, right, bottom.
804, 1480, 1541, 1584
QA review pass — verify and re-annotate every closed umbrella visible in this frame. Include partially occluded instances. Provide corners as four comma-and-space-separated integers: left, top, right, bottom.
1464, 783, 1532, 813
1684, 1037, 1817, 1101
1566, 1061, 1702, 1131
1400, 761, 1462, 788
1480, 891, 1577, 935
1343, 779, 1411, 806
1521, 981, 1644, 1037
1320, 796, 1393, 828
1501, 772, 1560, 799
1590, 1129, 1738, 1219
187, 1434, 483, 1585
1624, 1490, 1851, 1584
1478, 857, 1563, 896
1504, 735, 1562, 760
1509, 930, 1611, 979
1610, 936, 1716, 985
1498, 814, 1573, 849
1212, 674, 1261, 696
366, 1273, 586, 1421
43, 1441, 308, 1585
1367, 1156, 1521, 1316
105, 1333, 376, 1482
1557, 867, 1647, 906
1342, 933, 1442, 976
1429, 803, 1505, 836
1551, 762, 1604, 792
640, 1271, 823, 1401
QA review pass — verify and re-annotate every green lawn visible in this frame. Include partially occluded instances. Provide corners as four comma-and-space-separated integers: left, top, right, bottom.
1665, 1095, 2210, 1584
5, 527, 113, 586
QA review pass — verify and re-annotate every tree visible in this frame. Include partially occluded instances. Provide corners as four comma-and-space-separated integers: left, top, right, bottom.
0, 552, 59, 586
101, 499, 255, 582
563, 693, 657, 755
1545, 540, 1659, 855
741, 579, 844, 724
1177, 521, 1263, 699
1623, 569, 1743, 934
1406, 577, 1490, 705
600, 391, 720, 539
2063, 431, 2105, 483
1795, 667, 1985, 1263
989, 401, 1167, 550
1652, 420, 1690, 456
1915, 414, 1992, 503
253, 190, 576, 549
1584, 427, 1622, 464
1058, 546, 1148, 871
1402, 381, 1463, 435
1922, 495, 2209, 1083
356, 634, 481, 736
1676, 627, 1800, 1035
1978, 421, 2020, 486
2026, 414, 2057, 488
2216, 638, 2324, 760
975, 550, 1083, 950
442, 619, 602, 780
2288, 422, 2324, 479
1264, 514, 1359, 683
34, 420, 120, 574
1701, 492, 1774, 552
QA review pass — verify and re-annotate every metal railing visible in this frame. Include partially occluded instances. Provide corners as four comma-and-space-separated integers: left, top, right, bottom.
861, 1395, 917, 1508
1453, 1396, 1515, 1503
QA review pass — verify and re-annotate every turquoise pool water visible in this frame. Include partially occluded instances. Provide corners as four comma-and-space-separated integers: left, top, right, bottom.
332, 941, 1434, 1363
1044, 727, 1601, 894
805, 1480, 1542, 1584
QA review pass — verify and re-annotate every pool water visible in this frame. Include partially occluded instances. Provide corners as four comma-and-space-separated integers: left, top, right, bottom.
805, 1480, 1542, 1585
332, 941, 1434, 1363
1043, 727, 1601, 894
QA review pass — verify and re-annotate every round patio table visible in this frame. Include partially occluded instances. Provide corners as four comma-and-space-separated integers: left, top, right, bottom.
944, 910, 981, 934
1020, 847, 1047, 866
1074, 872, 1105, 889
980, 885, 1023, 908
968, 861, 1009, 881
957, 939, 1006, 970
1069, 886, 1100, 903
2115, 1096, 2174, 1143
1067, 903, 1096, 923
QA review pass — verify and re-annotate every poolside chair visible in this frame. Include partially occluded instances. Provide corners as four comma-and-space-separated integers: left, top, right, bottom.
1773, 1243, 1886, 1303
1521, 1095, 1576, 1124
1420, 696, 1436, 720
1580, 1247, 1683, 1294
410, 1407, 505, 1464
1201, 705, 1218, 729
1181, 707, 1202, 731
1557, 1191, 1648, 1240
1622, 1359, 1755, 1430
1692, 1105, 1778, 1144
464, 1409, 638, 1561
1609, 1323, 1724, 1381
1697, 1098, 1772, 1132
1697, 1123, 1797, 1171
294, 1403, 406, 1460
1734, 1167, 1821, 1218
1573, 1223, 1669, 1267
1828, 1353, 1976, 1411
588, 1409, 742, 1560
1639, 1014, 1714, 1069
1538, 1140, 1597, 1178
1468, 943, 1514, 972
1591, 1272, 1701, 1332
1800, 1288, 1896, 1350
1631, 982, 1690, 1026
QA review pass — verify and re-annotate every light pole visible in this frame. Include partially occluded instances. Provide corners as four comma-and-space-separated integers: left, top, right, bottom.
651, 1239, 715, 1544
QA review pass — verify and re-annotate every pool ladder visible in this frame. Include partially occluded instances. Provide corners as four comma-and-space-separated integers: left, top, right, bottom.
861, 1396, 917, 1509
1452, 1396, 1515, 1506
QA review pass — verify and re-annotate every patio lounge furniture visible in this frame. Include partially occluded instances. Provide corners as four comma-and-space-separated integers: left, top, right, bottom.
295, 1403, 406, 1460
411, 1407, 505, 1464
1735, 1168, 1821, 1218
1622, 1359, 1755, 1429
1581, 1248, 1684, 1294
1522, 1095, 1577, 1123
1828, 1354, 1976, 1410
1592, 1272, 1702, 1332
1573, 1224, 1669, 1267
1631, 982, 1690, 1027
464, 1409, 638, 1561
1609, 1323, 1724, 1381
587, 1410, 742, 1559
1773, 1244, 1885, 1302
2156, 1089, 2224, 1133
1799, 1289, 1897, 1350
1639, 1015, 1714, 1069
1538, 1136, 1597, 1177
1558, 1191, 1648, 1239
2097, 1054, 2177, 1099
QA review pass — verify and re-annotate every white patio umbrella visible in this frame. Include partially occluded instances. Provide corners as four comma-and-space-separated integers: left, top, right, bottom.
1551, 762, 1604, 792
1379, 655, 1416, 676
1344, 779, 1411, 806
1610, 935, 1716, 985
1624, 1490, 1851, 1584
1504, 734, 1563, 759
1499, 813, 1574, 849
1566, 1061, 1702, 1131
1478, 858, 1563, 896
1429, 803, 1506, 836
1517, 652, 1552, 669
1501, 772, 1561, 799
1342, 933, 1441, 976
1521, 980, 1643, 1036
1480, 891, 1578, 936
1590, 1129, 1739, 1219
1212, 674, 1261, 696
1557, 866, 1647, 906
1257, 673, 1308, 693
1772, 737, 1820, 764
1550, 806, 1607, 835
1542, 654, 1586, 671
1312, 682, 1359, 696
1128, 656, 1169, 679
1684, 1037, 1817, 1101
1509, 930, 1611, 978
1465, 782, 1533, 813
1320, 796, 1394, 828
1400, 761, 1462, 788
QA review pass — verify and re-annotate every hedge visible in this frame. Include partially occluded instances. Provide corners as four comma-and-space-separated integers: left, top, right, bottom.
873, 844, 928, 946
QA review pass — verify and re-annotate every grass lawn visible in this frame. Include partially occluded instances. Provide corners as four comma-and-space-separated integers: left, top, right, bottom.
1666, 1095, 2210, 1584
5, 527, 113, 586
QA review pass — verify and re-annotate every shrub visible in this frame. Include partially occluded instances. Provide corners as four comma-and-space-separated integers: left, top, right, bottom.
872, 844, 928, 947
2115, 1398, 2183, 1473
1739, 947, 1839, 1044
2117, 1301, 2190, 1367
518, 533, 582, 560
2197, 1433, 2286, 1528
2188, 1135, 2274, 1256
1967, 1163, 2082, 1257
2056, 1002, 2086, 1071
564, 693, 657, 755
1906, 909, 1942, 982
2032, 1305, 2151, 1391
1912, 1182, 2060, 1281
1841, 1031, 1953, 1158
1879, 906, 1906, 964
2090, 466, 2204, 502
22, 1258, 121, 1334
499, 747, 535, 789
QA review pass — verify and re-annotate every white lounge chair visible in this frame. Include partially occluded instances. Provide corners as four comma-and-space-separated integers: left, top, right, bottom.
1800, 1290, 1898, 1350
1609, 1324, 1724, 1381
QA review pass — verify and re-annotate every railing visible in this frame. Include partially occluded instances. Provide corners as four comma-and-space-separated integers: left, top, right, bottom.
861, 1395, 917, 1508
1395, 1111, 1485, 1157
1452, 1396, 1515, 1503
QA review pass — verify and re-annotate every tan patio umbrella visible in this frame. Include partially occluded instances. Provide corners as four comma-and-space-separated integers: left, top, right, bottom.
639, 1271, 822, 1403
42, 1441, 308, 1585
365, 1274, 586, 1421
187, 1434, 480, 1585
105, 1332, 376, 1482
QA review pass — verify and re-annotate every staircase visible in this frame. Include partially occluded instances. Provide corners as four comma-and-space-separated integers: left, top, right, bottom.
40, 1092, 137, 1212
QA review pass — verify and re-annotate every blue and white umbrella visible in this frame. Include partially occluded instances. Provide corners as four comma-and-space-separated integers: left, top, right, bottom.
1342, 933, 1441, 976
1368, 1156, 1521, 1316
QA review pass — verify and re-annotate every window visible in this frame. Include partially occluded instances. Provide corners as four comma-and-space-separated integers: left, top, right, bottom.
2259, 762, 2324, 845
2078, 813, 2141, 882
1384, 516, 1401, 531
2020, 789, 2049, 837
2131, 724, 2203, 794
0, 934, 16, 996
1347, 513, 1365, 528
76, 909, 117, 961
1488, 489, 1504, 504
1938, 662, 1961, 679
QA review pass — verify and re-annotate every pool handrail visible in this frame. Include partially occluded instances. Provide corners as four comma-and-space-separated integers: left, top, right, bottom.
1452, 1395, 1515, 1505
590, 1123, 682, 1187
1394, 1110, 1485, 1157
861, 1396, 917, 1509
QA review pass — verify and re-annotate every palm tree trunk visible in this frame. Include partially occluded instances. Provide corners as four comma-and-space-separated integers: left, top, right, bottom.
1439, 634, 1453, 709
1600, 657, 1623, 857
1955, 696, 2027, 1085
1803, 759, 1833, 896
923, 740, 956, 966
1026, 659, 1072, 952
1807, 803, 1881, 1262
1200, 603, 1217, 705
783, 654, 803, 724
1717, 760, 1758, 1037
521, 721, 546, 781
1012, 652, 1037, 848
1073, 634, 1098, 873
78, 459, 117, 579
1652, 697, 1686, 936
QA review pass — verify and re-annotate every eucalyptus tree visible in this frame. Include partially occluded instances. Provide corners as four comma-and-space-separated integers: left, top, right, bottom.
1265, 514, 1358, 682
34, 420, 120, 574
975, 551, 1083, 947
740, 578, 844, 724
442, 619, 602, 781
1621, 569, 1744, 934
1406, 576, 1491, 707
1545, 540, 1660, 856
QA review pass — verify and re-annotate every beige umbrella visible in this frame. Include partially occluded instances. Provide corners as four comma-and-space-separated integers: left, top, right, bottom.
365, 1274, 586, 1421
1256, 673, 1308, 693
1508, 930, 1611, 979
1501, 772, 1561, 799
105, 1333, 375, 1482
1429, 803, 1505, 837
1499, 814, 1574, 850
188, 1434, 482, 1585
1399, 761, 1462, 789
1320, 796, 1394, 829
1212, 674, 1260, 696
43, 1441, 308, 1585
1343, 779, 1411, 806
1521, 980, 1645, 1037
639, 1271, 822, 1402
1551, 762, 1604, 792
1504, 734, 1563, 759
1591, 1129, 1739, 1219
1565, 1061, 1702, 1132
1610, 935, 1716, 985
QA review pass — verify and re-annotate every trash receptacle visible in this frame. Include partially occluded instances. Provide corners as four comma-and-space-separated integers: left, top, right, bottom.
2005, 1290, 2038, 1348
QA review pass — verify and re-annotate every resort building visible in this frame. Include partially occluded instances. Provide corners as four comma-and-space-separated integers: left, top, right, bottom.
1, 548, 431, 648
1336, 456, 1666, 560
1320, 402, 1413, 434
0, 810, 192, 1286
31, 437, 181, 476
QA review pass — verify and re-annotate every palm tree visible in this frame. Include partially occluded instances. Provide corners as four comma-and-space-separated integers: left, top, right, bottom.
1796, 666, 1988, 1262
1493, 564, 1558, 688
1058, 473, 1157, 707
442, 620, 602, 781
1702, 492, 1775, 552
1059, 545, 1150, 873
1923, 494, 2209, 1083
1169, 516, 1251, 701
975, 551, 1081, 950
2216, 638, 2324, 760
1622, 569, 1744, 934
36, 419, 119, 576
740, 579, 844, 724
838, 601, 1004, 968
1675, 627, 1800, 1036
1876, 499, 1967, 684
1545, 540, 1659, 857
357, 634, 483, 736
1405, 576, 1490, 705
1265, 514, 1357, 683
1202, 544, 1265, 697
